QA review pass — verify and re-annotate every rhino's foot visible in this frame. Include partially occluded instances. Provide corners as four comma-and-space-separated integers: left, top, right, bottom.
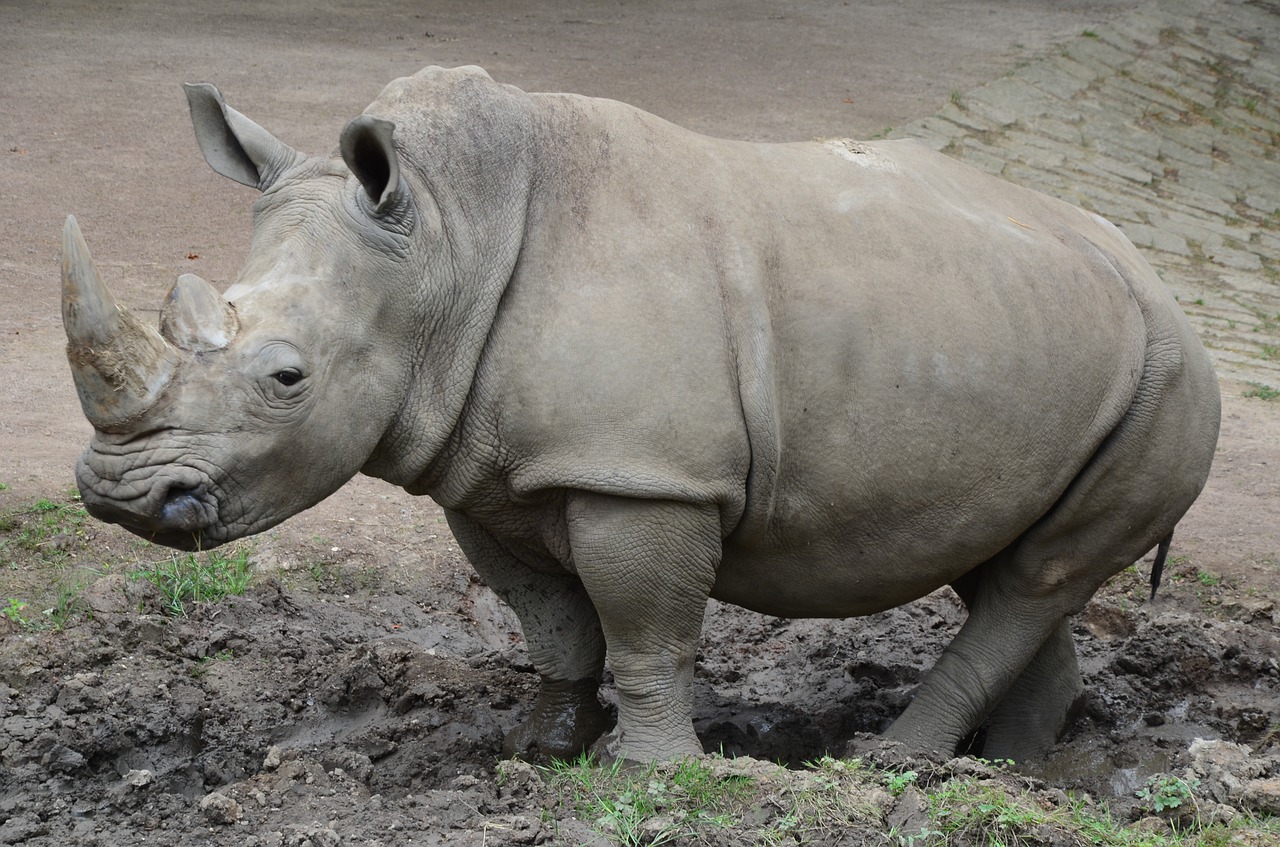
503, 677, 612, 762
845, 733, 947, 770
587, 727, 706, 768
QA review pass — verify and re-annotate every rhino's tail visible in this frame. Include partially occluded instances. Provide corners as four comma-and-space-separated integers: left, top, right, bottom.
1149, 532, 1173, 600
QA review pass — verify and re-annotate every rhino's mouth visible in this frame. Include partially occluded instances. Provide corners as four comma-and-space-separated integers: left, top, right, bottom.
76, 453, 226, 551
84, 485, 221, 551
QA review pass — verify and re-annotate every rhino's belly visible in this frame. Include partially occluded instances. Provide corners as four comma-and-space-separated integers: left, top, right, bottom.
712, 508, 1014, 619
710, 407, 1107, 619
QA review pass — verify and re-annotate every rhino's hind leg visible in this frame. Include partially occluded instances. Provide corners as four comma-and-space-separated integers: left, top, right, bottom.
981, 619, 1085, 761
948, 573, 1085, 761
886, 559, 1073, 759
445, 510, 611, 761
887, 301, 1218, 761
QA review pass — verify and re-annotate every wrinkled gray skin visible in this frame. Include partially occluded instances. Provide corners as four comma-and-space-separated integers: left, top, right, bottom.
62, 66, 1221, 764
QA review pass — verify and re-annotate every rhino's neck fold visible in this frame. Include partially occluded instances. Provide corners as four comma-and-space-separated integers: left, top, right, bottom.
356, 69, 548, 498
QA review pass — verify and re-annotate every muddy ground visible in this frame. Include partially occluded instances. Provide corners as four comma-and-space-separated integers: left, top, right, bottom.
2, 1, 1279, 845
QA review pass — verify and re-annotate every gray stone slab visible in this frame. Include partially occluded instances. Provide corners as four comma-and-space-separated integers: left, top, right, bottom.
1158, 137, 1217, 170
1216, 105, 1280, 136
965, 77, 1060, 129
1124, 222, 1194, 256
1178, 26, 1259, 65
935, 101, 1002, 133
1179, 169, 1245, 204
1103, 8, 1170, 50
1075, 152, 1159, 185
1065, 37, 1137, 72
1021, 116, 1083, 146
955, 139, 1011, 176
1014, 63, 1091, 102
1043, 54, 1105, 85
1209, 248, 1263, 272
1173, 124, 1232, 156
1167, 41, 1217, 69
1124, 57, 1196, 90
1241, 58, 1280, 92
1089, 131, 1165, 170
1159, 217, 1227, 251
1100, 75, 1196, 116
1255, 229, 1280, 255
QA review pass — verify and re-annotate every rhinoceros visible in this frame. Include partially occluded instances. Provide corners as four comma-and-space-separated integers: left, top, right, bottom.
61, 65, 1220, 764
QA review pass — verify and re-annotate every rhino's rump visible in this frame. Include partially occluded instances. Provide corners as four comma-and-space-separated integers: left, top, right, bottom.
709, 141, 1151, 616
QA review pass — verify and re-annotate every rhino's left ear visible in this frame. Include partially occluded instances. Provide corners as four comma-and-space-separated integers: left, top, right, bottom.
184, 83, 304, 191
339, 115, 410, 219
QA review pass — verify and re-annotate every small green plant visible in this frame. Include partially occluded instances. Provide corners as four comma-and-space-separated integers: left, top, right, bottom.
896, 825, 944, 847
924, 777, 1056, 845
1082, 29, 1099, 38
2, 581, 88, 631
1196, 570, 1220, 587
3, 597, 31, 626
133, 545, 254, 617
885, 769, 919, 796
0, 495, 88, 562
189, 649, 236, 679
949, 90, 964, 109
1136, 773, 1199, 814
1243, 382, 1279, 400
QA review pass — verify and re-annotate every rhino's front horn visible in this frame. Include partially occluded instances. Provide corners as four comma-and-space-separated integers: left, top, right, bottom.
160, 273, 238, 352
61, 215, 179, 431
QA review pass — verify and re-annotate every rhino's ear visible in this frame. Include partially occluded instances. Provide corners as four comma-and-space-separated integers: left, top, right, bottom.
183, 82, 303, 191
339, 115, 409, 218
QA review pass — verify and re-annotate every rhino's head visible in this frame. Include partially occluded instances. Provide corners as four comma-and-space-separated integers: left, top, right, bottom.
63, 72, 527, 550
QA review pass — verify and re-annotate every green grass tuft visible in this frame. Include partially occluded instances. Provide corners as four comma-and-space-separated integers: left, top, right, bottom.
131, 545, 254, 617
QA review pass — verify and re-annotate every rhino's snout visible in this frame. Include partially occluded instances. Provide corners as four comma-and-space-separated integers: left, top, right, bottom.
80, 470, 220, 550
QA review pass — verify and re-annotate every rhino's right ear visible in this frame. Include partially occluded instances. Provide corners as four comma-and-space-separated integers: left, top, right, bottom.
183, 83, 303, 191
339, 114, 410, 220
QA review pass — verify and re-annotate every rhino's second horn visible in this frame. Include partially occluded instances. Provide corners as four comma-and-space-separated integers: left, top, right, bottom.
61, 215, 179, 431
160, 273, 238, 352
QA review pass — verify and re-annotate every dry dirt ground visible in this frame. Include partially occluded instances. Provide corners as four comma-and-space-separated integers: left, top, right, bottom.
1, 1, 1278, 845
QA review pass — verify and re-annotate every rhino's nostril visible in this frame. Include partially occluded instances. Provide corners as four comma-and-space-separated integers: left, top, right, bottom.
159, 485, 210, 532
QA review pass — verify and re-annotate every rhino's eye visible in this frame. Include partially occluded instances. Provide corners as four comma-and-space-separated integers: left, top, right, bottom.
274, 369, 303, 387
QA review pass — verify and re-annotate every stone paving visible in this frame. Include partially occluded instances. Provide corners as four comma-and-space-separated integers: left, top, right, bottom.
893, 0, 1280, 384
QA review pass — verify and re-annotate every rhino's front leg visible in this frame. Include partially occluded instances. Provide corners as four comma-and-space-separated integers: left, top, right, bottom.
444, 510, 611, 761
565, 492, 721, 762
